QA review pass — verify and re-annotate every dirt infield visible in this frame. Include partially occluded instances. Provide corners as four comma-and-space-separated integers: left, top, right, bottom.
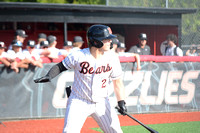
1, 111, 200, 133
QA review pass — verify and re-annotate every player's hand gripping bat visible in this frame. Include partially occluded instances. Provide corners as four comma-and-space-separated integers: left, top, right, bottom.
115, 106, 159, 133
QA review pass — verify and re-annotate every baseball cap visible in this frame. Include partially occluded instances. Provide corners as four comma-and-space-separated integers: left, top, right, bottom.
27, 40, 35, 47
38, 33, 47, 39
15, 29, 28, 38
117, 42, 126, 48
11, 40, 23, 47
0, 41, 6, 49
47, 35, 57, 44
40, 40, 49, 47
64, 41, 73, 47
73, 36, 84, 43
111, 38, 119, 45
139, 33, 147, 40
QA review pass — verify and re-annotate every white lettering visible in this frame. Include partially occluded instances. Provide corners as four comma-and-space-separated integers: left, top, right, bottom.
52, 69, 199, 109
124, 71, 145, 106
165, 71, 183, 104
179, 71, 199, 104
140, 71, 157, 105
155, 71, 168, 105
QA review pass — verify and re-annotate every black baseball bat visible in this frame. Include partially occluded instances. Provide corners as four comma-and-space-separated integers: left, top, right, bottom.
115, 107, 158, 133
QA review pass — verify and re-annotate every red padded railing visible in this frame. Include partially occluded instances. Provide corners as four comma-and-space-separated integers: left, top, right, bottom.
119, 55, 200, 63
1, 55, 200, 64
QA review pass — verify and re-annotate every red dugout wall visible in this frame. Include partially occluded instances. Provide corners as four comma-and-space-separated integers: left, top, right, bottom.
124, 25, 178, 55
0, 22, 178, 55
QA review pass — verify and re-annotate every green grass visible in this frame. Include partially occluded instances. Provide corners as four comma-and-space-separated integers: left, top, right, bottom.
92, 121, 200, 133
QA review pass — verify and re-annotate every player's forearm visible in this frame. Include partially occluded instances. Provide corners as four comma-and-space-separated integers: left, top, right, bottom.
131, 53, 141, 71
113, 79, 125, 101
135, 54, 141, 70
46, 62, 67, 79
0, 58, 11, 67
135, 54, 140, 65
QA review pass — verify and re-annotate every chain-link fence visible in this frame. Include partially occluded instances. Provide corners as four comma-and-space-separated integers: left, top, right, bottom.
108, 0, 200, 53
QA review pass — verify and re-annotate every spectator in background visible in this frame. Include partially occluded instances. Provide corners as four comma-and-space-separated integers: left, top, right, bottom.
0, 42, 8, 59
7, 40, 31, 73
160, 40, 168, 55
23, 40, 43, 68
129, 33, 151, 55
38, 40, 50, 57
116, 42, 126, 54
9, 29, 28, 50
110, 38, 119, 53
35, 33, 47, 49
185, 44, 199, 56
47, 35, 60, 59
71, 36, 84, 52
117, 42, 141, 71
59, 41, 73, 58
0, 41, 18, 73
197, 45, 200, 53
164, 34, 183, 56
14, 29, 28, 44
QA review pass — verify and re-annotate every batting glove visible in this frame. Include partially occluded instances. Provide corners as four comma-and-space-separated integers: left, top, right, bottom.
34, 76, 51, 83
117, 100, 127, 116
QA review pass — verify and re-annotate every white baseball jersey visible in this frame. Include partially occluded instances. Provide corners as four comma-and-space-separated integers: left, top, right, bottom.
7, 49, 26, 60
48, 47, 60, 58
62, 48, 122, 103
0, 51, 8, 58
23, 49, 41, 60
62, 48, 123, 133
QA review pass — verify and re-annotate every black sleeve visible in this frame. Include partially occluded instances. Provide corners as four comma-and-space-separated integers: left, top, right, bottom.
46, 62, 67, 80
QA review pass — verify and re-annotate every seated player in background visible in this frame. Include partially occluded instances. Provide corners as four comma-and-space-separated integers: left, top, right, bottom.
110, 38, 119, 53
35, 33, 47, 49
164, 34, 183, 56
0, 41, 19, 73
7, 40, 32, 72
58, 41, 73, 58
47, 35, 60, 59
185, 44, 199, 56
23, 40, 43, 68
38, 40, 50, 58
118, 42, 141, 71
128, 33, 151, 55
8, 29, 28, 51
116, 42, 126, 55
70, 36, 84, 52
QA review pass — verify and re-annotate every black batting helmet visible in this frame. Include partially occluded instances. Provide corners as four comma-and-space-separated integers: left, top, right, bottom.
87, 24, 116, 48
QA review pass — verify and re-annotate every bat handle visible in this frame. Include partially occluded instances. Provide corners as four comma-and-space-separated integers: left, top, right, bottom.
115, 106, 159, 133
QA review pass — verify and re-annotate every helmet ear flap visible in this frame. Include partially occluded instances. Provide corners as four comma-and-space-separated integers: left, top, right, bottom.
110, 42, 113, 49
89, 37, 103, 48
93, 38, 103, 48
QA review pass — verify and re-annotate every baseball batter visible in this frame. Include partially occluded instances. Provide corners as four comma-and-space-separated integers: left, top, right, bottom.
34, 24, 127, 133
